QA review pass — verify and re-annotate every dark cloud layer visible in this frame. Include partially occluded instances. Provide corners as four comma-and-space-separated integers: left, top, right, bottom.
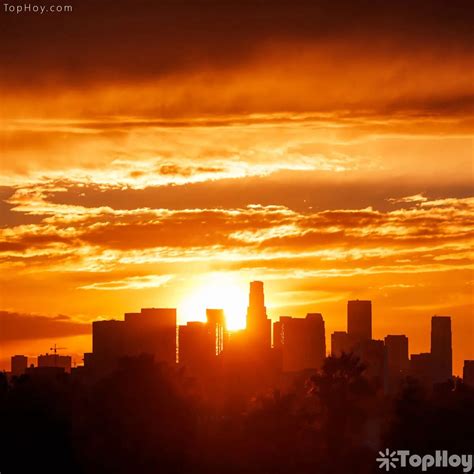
0, 311, 90, 342
1, 0, 472, 86
44, 172, 474, 213
0, 187, 45, 227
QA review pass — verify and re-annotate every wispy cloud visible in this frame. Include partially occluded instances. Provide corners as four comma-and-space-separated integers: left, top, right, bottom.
78, 274, 173, 291
388, 194, 428, 204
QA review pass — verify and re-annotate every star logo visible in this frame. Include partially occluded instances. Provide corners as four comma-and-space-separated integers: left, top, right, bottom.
376, 449, 399, 471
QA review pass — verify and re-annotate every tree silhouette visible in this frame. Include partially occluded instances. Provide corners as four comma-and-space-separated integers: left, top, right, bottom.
1, 354, 473, 474
383, 376, 474, 453
309, 353, 376, 472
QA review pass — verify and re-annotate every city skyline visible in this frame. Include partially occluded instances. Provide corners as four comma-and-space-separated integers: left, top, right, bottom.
4, 279, 473, 474
4, 280, 471, 382
1, 278, 472, 376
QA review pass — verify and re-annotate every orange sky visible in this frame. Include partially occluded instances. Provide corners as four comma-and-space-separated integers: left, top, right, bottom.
0, 0, 473, 374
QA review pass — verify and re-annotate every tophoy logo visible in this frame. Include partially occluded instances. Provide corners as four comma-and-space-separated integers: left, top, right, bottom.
376, 450, 473, 472
377, 449, 399, 471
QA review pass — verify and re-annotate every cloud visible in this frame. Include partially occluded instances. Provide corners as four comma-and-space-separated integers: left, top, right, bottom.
1, 1, 473, 131
388, 194, 428, 204
1, 0, 472, 87
0, 311, 90, 342
157, 164, 226, 177
0, 185, 472, 282
79, 274, 173, 291
1, 112, 471, 197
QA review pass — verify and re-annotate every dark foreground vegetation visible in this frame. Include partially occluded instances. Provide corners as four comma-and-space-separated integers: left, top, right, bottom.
1, 354, 473, 474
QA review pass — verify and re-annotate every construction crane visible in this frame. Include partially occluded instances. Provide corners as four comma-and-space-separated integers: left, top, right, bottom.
50, 343, 67, 354
48, 344, 68, 368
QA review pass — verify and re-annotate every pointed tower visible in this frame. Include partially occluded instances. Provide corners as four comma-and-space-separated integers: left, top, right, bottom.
246, 281, 271, 350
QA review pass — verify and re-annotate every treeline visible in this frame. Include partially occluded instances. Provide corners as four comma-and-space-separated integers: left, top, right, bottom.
1, 354, 473, 474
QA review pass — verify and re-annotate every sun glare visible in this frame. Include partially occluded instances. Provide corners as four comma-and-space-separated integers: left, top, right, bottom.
180, 274, 248, 330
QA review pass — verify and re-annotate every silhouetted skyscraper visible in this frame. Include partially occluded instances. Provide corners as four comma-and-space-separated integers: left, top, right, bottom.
38, 353, 72, 373
354, 339, 385, 385
431, 315, 452, 384
384, 335, 409, 394
206, 308, 226, 355
331, 331, 356, 356
127, 308, 177, 364
463, 360, 474, 387
92, 308, 177, 374
246, 281, 271, 350
273, 316, 287, 350
347, 300, 372, 343
179, 321, 214, 373
92, 319, 126, 372
11, 355, 27, 376
410, 353, 433, 387
83, 352, 94, 369
273, 313, 326, 372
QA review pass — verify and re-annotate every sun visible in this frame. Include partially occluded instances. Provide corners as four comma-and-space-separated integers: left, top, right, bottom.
180, 274, 248, 330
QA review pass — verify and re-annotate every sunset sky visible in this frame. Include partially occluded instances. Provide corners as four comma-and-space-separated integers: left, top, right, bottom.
0, 0, 472, 374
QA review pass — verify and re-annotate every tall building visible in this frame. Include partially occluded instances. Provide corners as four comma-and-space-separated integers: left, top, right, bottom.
431, 315, 452, 384
354, 339, 385, 384
246, 281, 271, 350
206, 308, 226, 355
92, 308, 177, 374
331, 331, 356, 356
11, 355, 28, 376
179, 321, 214, 373
273, 316, 290, 350
463, 360, 474, 387
83, 352, 94, 369
306, 313, 326, 362
178, 309, 225, 374
410, 353, 433, 387
38, 353, 72, 373
384, 335, 409, 394
273, 313, 326, 372
347, 300, 372, 343
126, 308, 177, 365
92, 319, 126, 370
